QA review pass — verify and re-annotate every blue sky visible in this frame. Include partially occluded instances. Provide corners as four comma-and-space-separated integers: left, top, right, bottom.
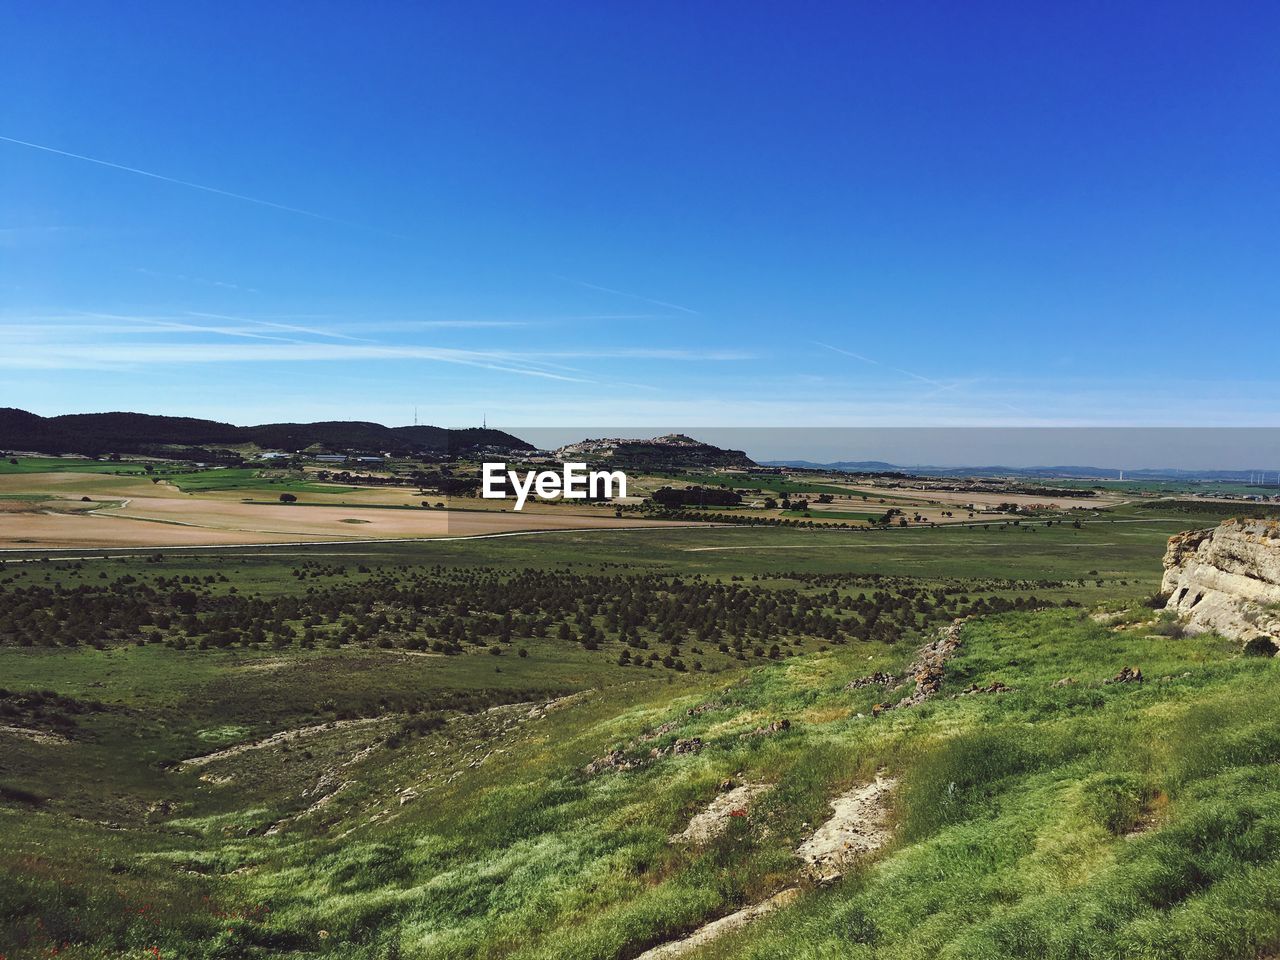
2, 1, 1278, 429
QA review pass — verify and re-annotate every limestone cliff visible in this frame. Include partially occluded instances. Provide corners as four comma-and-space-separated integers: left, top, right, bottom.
1162, 519, 1280, 650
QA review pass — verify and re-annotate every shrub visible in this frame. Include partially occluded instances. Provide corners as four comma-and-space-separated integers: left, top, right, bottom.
1243, 636, 1278, 657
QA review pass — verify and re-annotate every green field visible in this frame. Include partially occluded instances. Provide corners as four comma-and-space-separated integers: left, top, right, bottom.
648, 471, 856, 496
0, 457, 366, 497
156, 468, 359, 494
0, 456, 152, 475
3, 502, 1278, 959
780, 508, 888, 521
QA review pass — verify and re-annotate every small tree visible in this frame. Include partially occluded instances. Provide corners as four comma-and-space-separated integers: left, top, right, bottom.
279, 492, 297, 503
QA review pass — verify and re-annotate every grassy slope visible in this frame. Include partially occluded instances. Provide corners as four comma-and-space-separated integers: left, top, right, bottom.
9, 609, 1275, 959
711, 613, 1280, 960
224, 612, 1280, 960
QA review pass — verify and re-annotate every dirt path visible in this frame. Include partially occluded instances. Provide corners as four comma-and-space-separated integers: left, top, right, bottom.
0, 521, 720, 556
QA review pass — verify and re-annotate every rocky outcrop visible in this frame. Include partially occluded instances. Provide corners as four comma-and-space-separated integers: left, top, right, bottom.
1162, 519, 1280, 650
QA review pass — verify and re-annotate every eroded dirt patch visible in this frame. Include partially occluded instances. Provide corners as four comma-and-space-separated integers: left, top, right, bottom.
0, 724, 72, 745
795, 774, 897, 881
179, 716, 389, 768
671, 781, 769, 844
632, 888, 800, 960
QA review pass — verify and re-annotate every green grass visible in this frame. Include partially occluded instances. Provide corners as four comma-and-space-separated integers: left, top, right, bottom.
780, 509, 886, 521
0, 515, 1188, 600
9, 607, 1271, 960
157, 468, 358, 493
647, 471, 855, 496
0, 456, 151, 475
1137, 498, 1280, 519
705, 614, 1280, 960
0, 457, 362, 494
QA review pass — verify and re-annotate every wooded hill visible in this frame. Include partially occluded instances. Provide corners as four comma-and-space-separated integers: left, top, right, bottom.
0, 408, 533, 458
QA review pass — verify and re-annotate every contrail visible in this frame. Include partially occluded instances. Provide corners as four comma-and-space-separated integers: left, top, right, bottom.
187, 312, 375, 343
0, 134, 407, 239
553, 275, 701, 316
814, 340, 949, 387
814, 340, 1036, 417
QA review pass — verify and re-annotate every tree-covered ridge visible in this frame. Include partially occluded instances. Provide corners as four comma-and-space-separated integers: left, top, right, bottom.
0, 408, 532, 457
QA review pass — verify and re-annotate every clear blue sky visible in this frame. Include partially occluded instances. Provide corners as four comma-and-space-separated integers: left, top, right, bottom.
2, 1, 1278, 429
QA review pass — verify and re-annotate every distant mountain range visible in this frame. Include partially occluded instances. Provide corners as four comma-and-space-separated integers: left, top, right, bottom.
761, 460, 1280, 484
0, 408, 532, 458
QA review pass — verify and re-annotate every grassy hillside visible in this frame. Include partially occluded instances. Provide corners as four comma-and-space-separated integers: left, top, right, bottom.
2, 514, 1278, 959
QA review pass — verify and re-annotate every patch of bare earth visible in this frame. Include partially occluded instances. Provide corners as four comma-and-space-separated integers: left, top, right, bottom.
178, 716, 389, 769
632, 888, 801, 960
0, 724, 71, 745
795, 774, 897, 882
637, 774, 897, 956
670, 781, 769, 844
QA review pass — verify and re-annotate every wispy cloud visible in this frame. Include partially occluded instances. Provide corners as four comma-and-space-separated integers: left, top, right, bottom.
0, 340, 597, 382
0, 134, 407, 239
814, 340, 951, 389
554, 275, 700, 316
394, 320, 533, 329
186, 312, 374, 342
0, 311, 377, 345
533, 348, 753, 360
0, 305, 751, 392
133, 316, 307, 343
350, 316, 658, 332
814, 340, 1035, 417
135, 267, 259, 293
0, 225, 80, 247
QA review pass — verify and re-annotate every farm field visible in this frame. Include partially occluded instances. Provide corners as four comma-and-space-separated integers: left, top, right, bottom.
8, 455, 1260, 550
0, 466, 688, 550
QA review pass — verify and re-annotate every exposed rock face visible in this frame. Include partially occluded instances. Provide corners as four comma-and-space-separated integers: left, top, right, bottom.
1162, 520, 1280, 649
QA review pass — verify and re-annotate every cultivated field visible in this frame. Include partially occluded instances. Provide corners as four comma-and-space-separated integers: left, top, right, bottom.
3, 457, 1243, 550
0, 469, 686, 550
